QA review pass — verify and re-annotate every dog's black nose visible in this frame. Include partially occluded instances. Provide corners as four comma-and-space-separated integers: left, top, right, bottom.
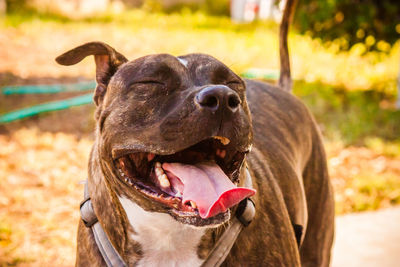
195, 85, 241, 113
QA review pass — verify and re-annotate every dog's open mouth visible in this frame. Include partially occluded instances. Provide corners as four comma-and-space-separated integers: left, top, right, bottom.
115, 136, 255, 220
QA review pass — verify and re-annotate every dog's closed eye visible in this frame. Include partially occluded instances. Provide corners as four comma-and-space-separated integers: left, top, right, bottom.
226, 80, 242, 88
225, 81, 244, 97
128, 81, 166, 100
227, 80, 241, 85
133, 80, 166, 86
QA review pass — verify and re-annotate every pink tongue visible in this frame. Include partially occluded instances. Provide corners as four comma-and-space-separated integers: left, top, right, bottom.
162, 162, 256, 219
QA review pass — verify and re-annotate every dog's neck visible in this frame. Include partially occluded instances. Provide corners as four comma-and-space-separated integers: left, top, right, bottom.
118, 196, 206, 267
89, 144, 206, 266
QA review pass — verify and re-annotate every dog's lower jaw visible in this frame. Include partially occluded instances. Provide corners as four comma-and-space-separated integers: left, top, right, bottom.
119, 196, 206, 267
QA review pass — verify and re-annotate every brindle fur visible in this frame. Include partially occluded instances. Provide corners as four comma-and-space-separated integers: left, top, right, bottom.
56, 1, 334, 265
56, 49, 333, 266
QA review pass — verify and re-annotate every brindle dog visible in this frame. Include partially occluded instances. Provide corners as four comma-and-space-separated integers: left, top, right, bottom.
56, 1, 334, 266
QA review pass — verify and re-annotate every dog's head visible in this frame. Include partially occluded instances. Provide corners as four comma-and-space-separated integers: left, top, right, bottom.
56, 42, 255, 227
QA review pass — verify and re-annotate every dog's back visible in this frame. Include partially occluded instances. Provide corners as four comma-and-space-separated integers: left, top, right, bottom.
245, 79, 334, 266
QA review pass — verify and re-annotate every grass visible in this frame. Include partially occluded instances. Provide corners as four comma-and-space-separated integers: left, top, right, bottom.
293, 81, 400, 214
365, 138, 400, 158
335, 173, 400, 214
1, 8, 398, 94
294, 81, 400, 146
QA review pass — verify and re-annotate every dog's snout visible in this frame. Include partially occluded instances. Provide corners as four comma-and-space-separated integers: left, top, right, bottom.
195, 85, 241, 113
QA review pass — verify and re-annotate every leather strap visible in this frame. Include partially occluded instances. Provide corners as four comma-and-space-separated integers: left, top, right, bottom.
80, 182, 127, 267
200, 168, 255, 267
79, 168, 255, 267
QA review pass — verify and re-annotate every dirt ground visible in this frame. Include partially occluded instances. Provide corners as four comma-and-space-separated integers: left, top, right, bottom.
332, 207, 400, 267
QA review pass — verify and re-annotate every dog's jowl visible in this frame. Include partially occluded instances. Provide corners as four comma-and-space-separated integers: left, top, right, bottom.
56, 3, 334, 267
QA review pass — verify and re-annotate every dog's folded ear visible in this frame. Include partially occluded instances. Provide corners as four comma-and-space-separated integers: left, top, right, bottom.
55, 41, 128, 105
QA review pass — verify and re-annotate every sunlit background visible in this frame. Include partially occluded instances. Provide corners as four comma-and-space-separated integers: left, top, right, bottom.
0, 0, 399, 266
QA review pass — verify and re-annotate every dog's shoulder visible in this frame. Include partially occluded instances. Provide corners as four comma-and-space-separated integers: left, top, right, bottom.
245, 78, 318, 174
245, 79, 311, 118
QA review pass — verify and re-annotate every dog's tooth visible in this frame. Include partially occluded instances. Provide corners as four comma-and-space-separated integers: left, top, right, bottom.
221, 137, 230, 145
213, 136, 230, 145
159, 174, 170, 188
124, 178, 128, 182
247, 144, 253, 152
155, 167, 164, 177
155, 162, 162, 168
190, 201, 197, 209
147, 153, 155, 162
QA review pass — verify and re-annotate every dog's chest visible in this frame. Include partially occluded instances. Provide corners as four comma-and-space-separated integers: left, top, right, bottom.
119, 197, 205, 267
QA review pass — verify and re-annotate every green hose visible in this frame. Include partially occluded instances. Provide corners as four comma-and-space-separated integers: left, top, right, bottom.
1, 70, 277, 95
0, 68, 279, 124
1, 81, 96, 95
1, 68, 277, 95
0, 93, 94, 124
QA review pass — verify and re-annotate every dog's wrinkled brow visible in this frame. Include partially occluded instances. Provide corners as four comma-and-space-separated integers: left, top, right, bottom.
117, 59, 185, 85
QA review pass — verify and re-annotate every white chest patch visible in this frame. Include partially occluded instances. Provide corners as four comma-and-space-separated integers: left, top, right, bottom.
118, 197, 205, 267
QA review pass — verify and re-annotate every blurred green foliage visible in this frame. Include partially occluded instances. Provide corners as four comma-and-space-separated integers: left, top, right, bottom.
365, 137, 400, 158
294, 0, 400, 52
6, 0, 400, 54
335, 172, 400, 214
5, 0, 26, 12
149, 0, 230, 16
294, 81, 400, 145
3, 7, 398, 93
5, 0, 231, 16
